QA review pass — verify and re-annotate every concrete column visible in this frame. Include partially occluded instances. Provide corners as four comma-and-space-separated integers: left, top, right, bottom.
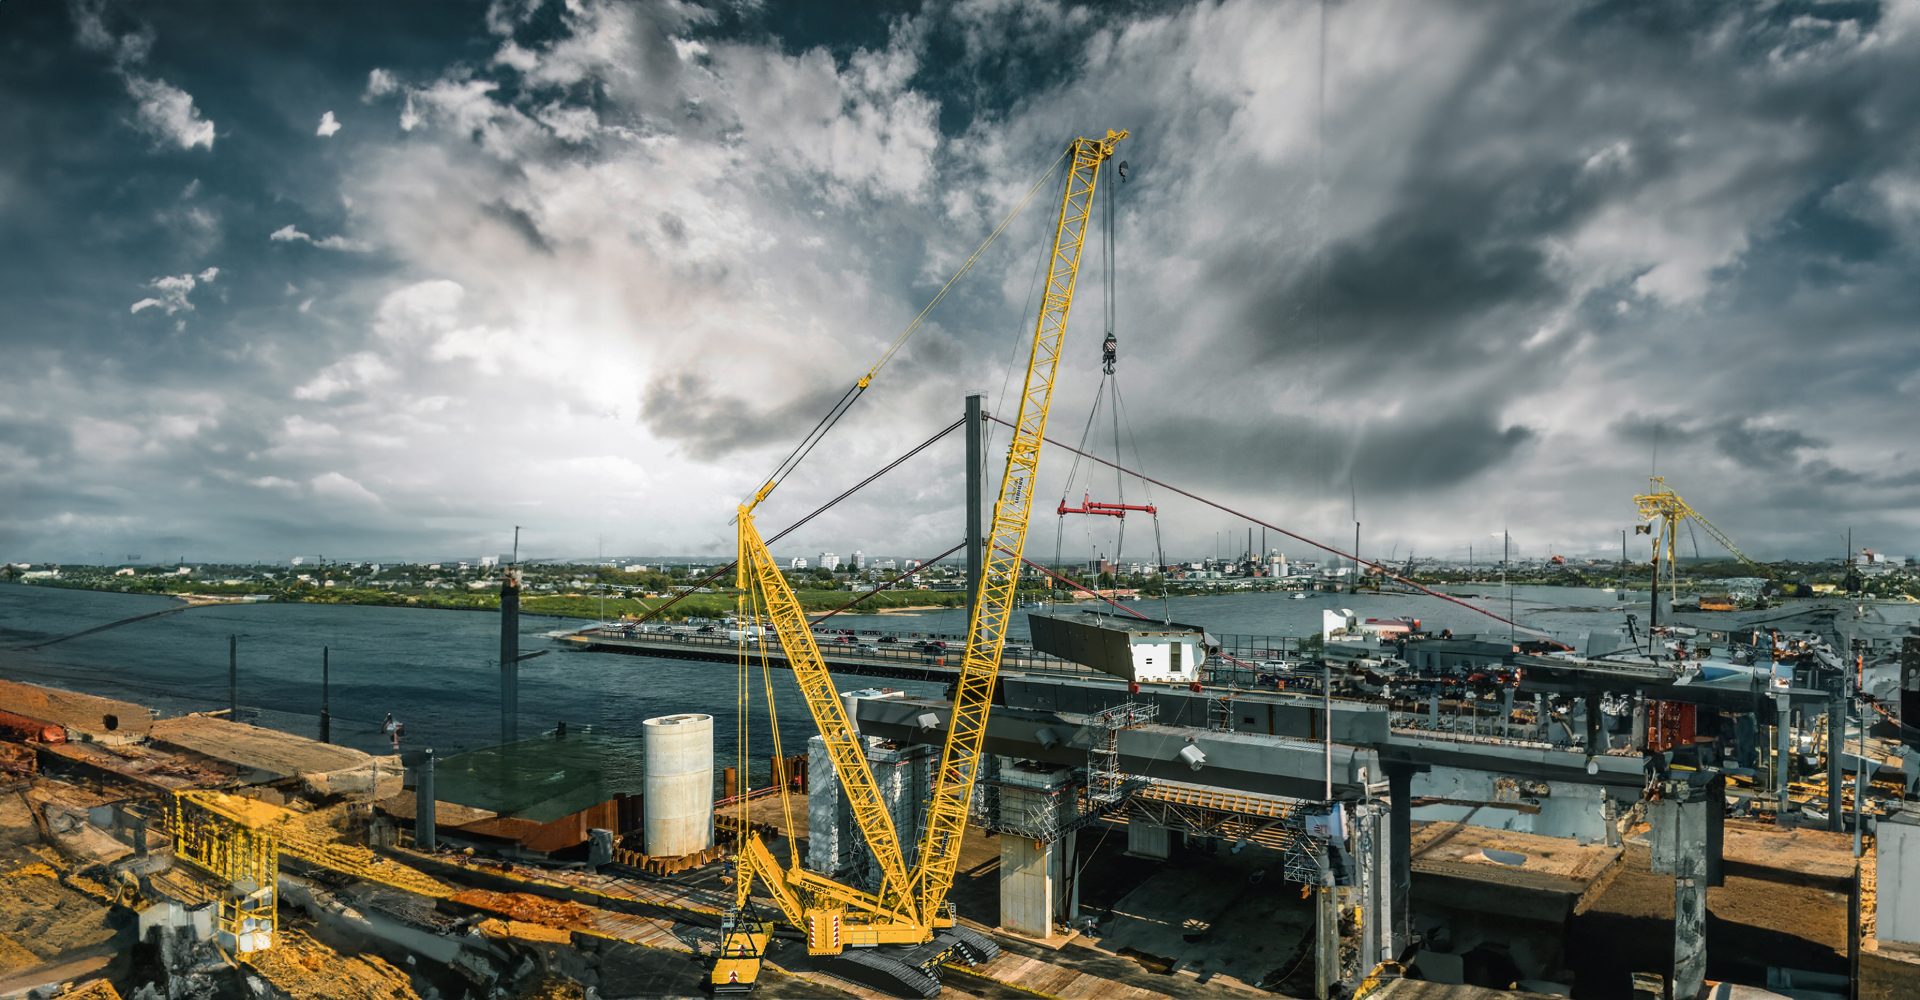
1775, 692, 1793, 826
1675, 873, 1707, 998
1314, 861, 1339, 1000
1000, 837, 1054, 938
1828, 684, 1846, 833
1585, 692, 1602, 753
1501, 687, 1514, 739
1631, 693, 1648, 751
1386, 764, 1413, 958
1536, 694, 1549, 742
416, 748, 436, 851
1357, 803, 1392, 973
1127, 820, 1170, 859
1060, 830, 1080, 927
643, 713, 715, 857
1428, 693, 1439, 728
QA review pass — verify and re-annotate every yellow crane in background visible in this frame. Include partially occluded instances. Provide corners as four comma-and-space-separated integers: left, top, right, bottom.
713, 129, 1128, 996
1634, 475, 1772, 610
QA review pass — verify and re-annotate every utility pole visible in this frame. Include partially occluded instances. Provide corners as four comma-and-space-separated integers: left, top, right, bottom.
320, 646, 331, 744
965, 395, 985, 620
1855, 641, 1867, 858
1503, 531, 1513, 643
501, 527, 523, 745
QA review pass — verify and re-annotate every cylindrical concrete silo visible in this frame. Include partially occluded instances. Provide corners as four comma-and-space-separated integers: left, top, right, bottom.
643, 713, 714, 857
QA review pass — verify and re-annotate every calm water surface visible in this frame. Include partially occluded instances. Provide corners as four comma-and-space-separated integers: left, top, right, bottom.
0, 582, 1657, 779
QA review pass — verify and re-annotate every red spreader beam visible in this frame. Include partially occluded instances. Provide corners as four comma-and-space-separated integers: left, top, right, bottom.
1057, 492, 1158, 518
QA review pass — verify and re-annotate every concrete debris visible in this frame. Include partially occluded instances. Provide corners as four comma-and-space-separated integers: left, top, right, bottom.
244, 928, 419, 999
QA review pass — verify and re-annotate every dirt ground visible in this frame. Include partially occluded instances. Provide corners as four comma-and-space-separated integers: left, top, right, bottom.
0, 851, 121, 974
1564, 840, 1851, 998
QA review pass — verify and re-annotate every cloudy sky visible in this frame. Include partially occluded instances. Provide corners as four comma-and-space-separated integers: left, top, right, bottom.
3, 0, 1917, 567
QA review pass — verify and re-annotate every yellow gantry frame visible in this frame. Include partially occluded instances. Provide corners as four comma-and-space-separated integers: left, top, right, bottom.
723, 129, 1128, 955
169, 789, 280, 956
1634, 475, 1770, 607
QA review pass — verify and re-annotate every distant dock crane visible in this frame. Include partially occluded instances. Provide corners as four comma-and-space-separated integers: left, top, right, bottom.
1634, 475, 1771, 614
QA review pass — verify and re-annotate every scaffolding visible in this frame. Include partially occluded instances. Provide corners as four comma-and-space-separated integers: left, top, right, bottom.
1086, 701, 1157, 806
1207, 694, 1236, 733
168, 790, 279, 956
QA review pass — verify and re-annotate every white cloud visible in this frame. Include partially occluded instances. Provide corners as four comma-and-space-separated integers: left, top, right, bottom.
123, 75, 215, 150
299, 297, 316, 313
365, 68, 400, 98
309, 471, 382, 507
269, 223, 371, 252
373, 280, 466, 341
294, 352, 394, 401
316, 110, 342, 137
129, 267, 217, 315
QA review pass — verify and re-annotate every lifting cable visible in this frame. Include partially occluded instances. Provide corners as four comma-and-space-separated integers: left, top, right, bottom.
746, 148, 1071, 511
993, 415, 1553, 639
809, 542, 966, 623
632, 417, 965, 623
999, 544, 1150, 622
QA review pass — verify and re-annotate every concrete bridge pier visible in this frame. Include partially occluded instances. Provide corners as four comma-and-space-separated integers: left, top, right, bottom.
1649, 770, 1725, 1000
1774, 690, 1793, 825
1000, 834, 1077, 939
1353, 800, 1394, 974
1384, 762, 1421, 959
1827, 679, 1846, 833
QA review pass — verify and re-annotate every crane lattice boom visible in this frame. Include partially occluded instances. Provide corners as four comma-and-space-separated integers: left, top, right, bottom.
715, 129, 1128, 989
910, 129, 1125, 923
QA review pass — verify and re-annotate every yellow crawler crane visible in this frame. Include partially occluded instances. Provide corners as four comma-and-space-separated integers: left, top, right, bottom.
713, 129, 1127, 997
1634, 475, 1772, 609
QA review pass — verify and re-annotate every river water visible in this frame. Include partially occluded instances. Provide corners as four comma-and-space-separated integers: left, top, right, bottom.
0, 581, 1648, 772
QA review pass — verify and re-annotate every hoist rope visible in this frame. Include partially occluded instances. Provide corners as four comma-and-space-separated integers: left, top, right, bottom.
748, 148, 1071, 510
992, 415, 1553, 639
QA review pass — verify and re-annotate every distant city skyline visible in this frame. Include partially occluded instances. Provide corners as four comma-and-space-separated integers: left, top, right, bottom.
6, 1, 1919, 565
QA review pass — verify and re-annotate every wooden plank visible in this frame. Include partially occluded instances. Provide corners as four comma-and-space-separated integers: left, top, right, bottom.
150, 715, 367, 778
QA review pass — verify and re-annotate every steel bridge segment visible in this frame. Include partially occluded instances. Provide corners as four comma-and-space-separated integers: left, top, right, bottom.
1515, 653, 1834, 709
1000, 674, 1391, 746
855, 695, 1379, 802
861, 675, 1673, 793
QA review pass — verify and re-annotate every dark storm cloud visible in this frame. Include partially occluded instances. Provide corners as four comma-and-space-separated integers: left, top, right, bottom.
1713, 420, 1825, 470
1122, 404, 1535, 497
0, 417, 73, 461
5, 0, 1920, 563
639, 369, 856, 460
